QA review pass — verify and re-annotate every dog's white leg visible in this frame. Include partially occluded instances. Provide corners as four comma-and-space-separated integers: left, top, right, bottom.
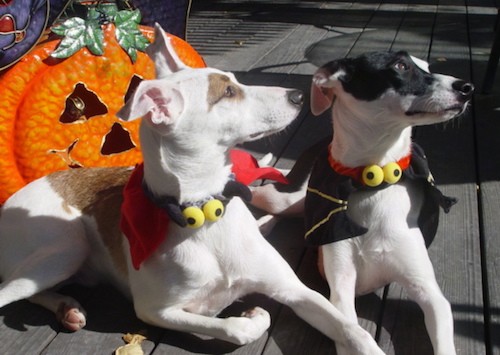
0, 244, 88, 331
318, 243, 360, 355
29, 291, 87, 331
257, 152, 274, 167
134, 305, 271, 345
0, 205, 90, 330
400, 265, 456, 355
250, 184, 305, 215
0, 246, 86, 309
390, 234, 456, 355
268, 276, 381, 355
254, 248, 382, 355
321, 244, 358, 323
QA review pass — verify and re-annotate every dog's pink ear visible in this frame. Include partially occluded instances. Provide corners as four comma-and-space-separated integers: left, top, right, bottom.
310, 80, 335, 116
146, 23, 188, 78
117, 80, 184, 131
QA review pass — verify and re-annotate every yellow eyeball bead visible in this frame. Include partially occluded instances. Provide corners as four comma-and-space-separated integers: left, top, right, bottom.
383, 162, 402, 184
362, 165, 384, 187
203, 199, 225, 222
182, 206, 205, 228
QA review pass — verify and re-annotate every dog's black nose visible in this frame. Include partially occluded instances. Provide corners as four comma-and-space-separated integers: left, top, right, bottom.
452, 80, 474, 100
288, 90, 304, 106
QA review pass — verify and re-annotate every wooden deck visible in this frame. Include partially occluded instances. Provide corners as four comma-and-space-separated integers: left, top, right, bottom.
1, 0, 499, 354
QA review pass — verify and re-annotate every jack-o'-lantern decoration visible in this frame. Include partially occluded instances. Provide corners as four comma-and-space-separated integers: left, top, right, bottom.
0, 3, 205, 203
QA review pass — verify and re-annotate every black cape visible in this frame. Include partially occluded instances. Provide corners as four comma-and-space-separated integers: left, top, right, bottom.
304, 144, 457, 247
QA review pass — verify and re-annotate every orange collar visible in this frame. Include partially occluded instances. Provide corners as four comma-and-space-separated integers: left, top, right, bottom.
327, 149, 412, 184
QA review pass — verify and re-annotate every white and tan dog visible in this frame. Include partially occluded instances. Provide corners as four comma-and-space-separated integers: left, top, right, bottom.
0, 25, 383, 354
251, 51, 474, 355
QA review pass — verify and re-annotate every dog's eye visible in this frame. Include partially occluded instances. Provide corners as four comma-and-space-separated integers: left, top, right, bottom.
394, 61, 409, 71
224, 86, 237, 98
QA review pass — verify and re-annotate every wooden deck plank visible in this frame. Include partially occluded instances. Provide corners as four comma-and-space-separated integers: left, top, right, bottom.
188, 8, 299, 71
346, 2, 407, 57
423, 1, 485, 353
468, 2, 500, 354
0, 301, 58, 355
390, 2, 435, 57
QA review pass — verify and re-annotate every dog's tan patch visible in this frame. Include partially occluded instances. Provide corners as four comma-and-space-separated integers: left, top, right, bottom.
207, 73, 244, 109
48, 167, 132, 277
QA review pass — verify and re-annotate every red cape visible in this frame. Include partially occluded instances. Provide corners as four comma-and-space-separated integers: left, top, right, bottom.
120, 150, 288, 269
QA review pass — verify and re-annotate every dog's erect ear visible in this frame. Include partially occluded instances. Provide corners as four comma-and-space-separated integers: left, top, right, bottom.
311, 80, 335, 116
310, 64, 342, 116
310, 60, 350, 115
117, 79, 184, 131
146, 23, 188, 78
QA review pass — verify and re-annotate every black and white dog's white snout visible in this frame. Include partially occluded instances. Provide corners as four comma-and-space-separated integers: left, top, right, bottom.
288, 89, 304, 107
405, 76, 474, 118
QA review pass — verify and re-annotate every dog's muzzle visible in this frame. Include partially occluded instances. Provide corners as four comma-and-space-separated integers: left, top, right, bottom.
288, 90, 304, 107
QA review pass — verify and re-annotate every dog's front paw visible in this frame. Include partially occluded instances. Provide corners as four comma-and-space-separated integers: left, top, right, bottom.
56, 303, 87, 332
342, 323, 385, 355
225, 307, 271, 345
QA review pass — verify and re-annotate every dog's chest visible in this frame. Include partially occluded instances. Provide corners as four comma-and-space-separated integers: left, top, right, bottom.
161, 236, 250, 316
347, 182, 422, 231
155, 201, 259, 315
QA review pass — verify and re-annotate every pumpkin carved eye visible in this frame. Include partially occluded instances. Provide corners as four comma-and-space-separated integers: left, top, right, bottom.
101, 122, 136, 156
124, 74, 144, 104
60, 83, 108, 124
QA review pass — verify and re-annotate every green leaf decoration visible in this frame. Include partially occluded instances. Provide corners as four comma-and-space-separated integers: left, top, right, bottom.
50, 4, 150, 62
51, 18, 87, 58
115, 9, 141, 27
85, 21, 105, 56
115, 9, 149, 63
98, 3, 119, 20
51, 17, 85, 37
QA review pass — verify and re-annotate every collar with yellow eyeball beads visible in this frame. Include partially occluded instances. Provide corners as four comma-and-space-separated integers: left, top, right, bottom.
304, 142, 457, 247
142, 175, 252, 229
327, 146, 412, 187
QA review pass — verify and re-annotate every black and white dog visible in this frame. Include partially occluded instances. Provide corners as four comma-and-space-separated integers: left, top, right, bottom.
252, 51, 473, 355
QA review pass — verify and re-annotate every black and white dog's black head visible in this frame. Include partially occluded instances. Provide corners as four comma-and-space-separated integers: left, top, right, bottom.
311, 51, 473, 126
